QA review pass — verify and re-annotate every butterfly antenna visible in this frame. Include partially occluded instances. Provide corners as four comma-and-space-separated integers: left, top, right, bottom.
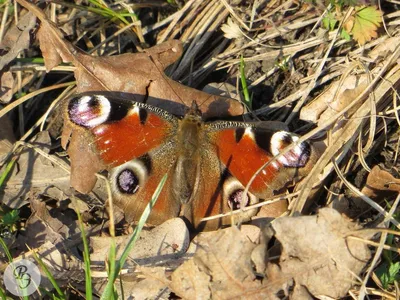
145, 50, 187, 106
145, 47, 232, 111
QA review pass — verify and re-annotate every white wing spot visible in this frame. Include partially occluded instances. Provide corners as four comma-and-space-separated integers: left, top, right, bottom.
85, 95, 111, 127
130, 106, 140, 116
244, 127, 254, 139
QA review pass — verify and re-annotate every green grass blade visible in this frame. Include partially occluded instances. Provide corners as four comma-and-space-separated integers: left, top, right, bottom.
0, 237, 13, 262
0, 238, 30, 299
100, 174, 168, 300
239, 55, 251, 110
29, 248, 66, 299
0, 286, 6, 299
0, 158, 16, 189
106, 238, 117, 299
74, 203, 93, 300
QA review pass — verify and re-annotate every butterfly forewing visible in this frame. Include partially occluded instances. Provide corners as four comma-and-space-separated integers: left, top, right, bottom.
206, 121, 313, 199
66, 94, 178, 166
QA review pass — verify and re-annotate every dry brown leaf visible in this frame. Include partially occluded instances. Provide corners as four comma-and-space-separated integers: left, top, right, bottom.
171, 208, 371, 299
368, 37, 400, 62
300, 75, 368, 123
0, 71, 14, 103
171, 227, 270, 299
271, 208, 371, 298
0, 11, 36, 71
90, 218, 189, 268
0, 114, 15, 164
333, 165, 400, 217
16, 0, 244, 118
18, 195, 80, 251
361, 165, 400, 200
0, 131, 71, 208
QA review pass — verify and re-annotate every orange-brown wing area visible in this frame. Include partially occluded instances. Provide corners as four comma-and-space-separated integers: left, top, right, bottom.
181, 143, 260, 231
109, 147, 181, 226
210, 127, 281, 196
93, 112, 175, 166
66, 94, 178, 168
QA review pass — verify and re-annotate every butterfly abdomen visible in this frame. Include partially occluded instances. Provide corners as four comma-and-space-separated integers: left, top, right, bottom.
171, 112, 203, 204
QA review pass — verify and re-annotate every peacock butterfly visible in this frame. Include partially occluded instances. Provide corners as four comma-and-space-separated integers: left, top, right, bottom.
63, 93, 318, 231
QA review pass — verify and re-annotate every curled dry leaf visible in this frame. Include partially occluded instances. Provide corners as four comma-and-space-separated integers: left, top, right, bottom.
300, 74, 368, 124
171, 208, 371, 299
361, 165, 400, 201
17, 194, 82, 254
0, 11, 36, 71
332, 165, 400, 217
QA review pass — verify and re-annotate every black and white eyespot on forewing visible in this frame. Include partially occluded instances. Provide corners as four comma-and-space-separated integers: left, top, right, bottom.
270, 131, 311, 167
223, 176, 258, 210
68, 95, 112, 128
68, 94, 134, 128
110, 158, 150, 195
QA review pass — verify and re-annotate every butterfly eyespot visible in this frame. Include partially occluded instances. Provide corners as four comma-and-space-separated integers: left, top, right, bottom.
223, 176, 259, 210
110, 157, 151, 196
68, 95, 111, 128
117, 169, 140, 194
227, 189, 249, 210
270, 131, 311, 167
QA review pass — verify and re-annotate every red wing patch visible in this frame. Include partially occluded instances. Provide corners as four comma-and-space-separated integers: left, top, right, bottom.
66, 94, 177, 167
92, 112, 175, 166
212, 128, 280, 196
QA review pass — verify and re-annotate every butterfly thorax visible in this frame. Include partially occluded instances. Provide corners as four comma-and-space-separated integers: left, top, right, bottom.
171, 104, 204, 205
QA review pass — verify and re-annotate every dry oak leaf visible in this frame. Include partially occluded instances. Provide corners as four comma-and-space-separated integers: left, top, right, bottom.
16, 0, 243, 118
171, 208, 371, 299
